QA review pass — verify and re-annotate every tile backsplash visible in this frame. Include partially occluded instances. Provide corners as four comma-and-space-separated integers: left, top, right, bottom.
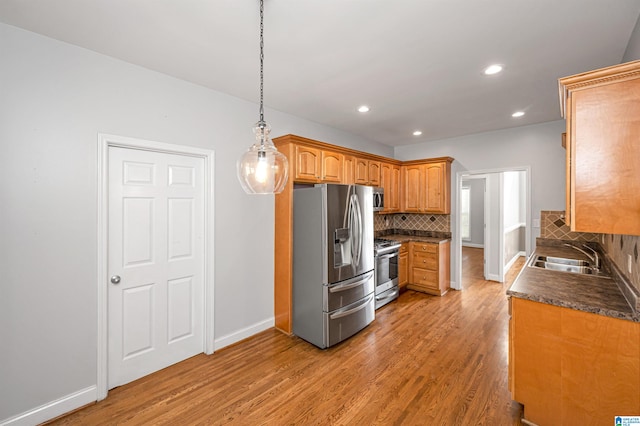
540, 210, 640, 293
374, 213, 450, 234
540, 210, 599, 242
602, 234, 640, 293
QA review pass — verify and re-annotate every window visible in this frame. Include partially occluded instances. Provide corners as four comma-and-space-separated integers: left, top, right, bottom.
461, 187, 471, 240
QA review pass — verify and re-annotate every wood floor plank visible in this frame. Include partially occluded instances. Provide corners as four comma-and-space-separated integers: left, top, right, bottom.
48, 247, 524, 425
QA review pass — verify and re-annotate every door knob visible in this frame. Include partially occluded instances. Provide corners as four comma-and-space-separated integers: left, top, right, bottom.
110, 275, 121, 284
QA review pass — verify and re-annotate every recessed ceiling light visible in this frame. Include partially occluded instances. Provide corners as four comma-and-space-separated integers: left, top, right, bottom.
512, 111, 525, 118
357, 105, 370, 113
484, 64, 503, 75
412, 130, 422, 136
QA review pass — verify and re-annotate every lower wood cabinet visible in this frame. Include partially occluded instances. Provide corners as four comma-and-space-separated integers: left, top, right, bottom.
398, 243, 409, 290
510, 297, 640, 426
407, 241, 450, 296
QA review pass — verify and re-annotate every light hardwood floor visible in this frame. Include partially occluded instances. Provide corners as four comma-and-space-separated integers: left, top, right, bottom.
50, 247, 525, 425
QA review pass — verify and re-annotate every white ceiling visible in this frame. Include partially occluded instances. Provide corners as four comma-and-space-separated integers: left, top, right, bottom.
1, 0, 640, 146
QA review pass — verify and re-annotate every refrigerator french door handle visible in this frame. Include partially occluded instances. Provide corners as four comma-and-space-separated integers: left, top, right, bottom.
348, 194, 357, 266
329, 293, 374, 320
328, 271, 374, 293
352, 193, 363, 267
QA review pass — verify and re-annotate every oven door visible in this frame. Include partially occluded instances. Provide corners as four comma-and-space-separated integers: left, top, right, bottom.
375, 251, 398, 294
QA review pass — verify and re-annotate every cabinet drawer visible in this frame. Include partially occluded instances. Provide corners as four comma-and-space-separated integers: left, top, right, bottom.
412, 253, 437, 270
412, 267, 438, 287
399, 243, 408, 254
414, 243, 437, 254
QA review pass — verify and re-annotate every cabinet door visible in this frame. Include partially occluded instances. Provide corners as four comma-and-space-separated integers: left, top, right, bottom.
368, 161, 381, 186
512, 298, 562, 426
354, 158, 369, 185
424, 162, 445, 213
402, 165, 423, 212
571, 79, 640, 235
343, 155, 356, 185
389, 165, 401, 212
294, 146, 320, 182
381, 163, 401, 213
398, 246, 408, 288
321, 150, 343, 182
380, 163, 400, 213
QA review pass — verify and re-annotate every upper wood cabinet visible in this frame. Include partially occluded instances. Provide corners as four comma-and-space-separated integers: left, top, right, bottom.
380, 162, 401, 213
343, 155, 356, 185
321, 150, 343, 183
368, 161, 381, 186
559, 60, 640, 235
293, 145, 343, 183
401, 159, 452, 214
294, 145, 321, 182
354, 157, 369, 185
353, 158, 381, 186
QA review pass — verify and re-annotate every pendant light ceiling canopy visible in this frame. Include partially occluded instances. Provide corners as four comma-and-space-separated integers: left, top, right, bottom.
237, 0, 289, 195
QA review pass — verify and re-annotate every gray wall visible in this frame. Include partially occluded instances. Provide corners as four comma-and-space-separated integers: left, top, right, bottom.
395, 120, 567, 288
0, 23, 392, 422
462, 178, 485, 247
623, 14, 640, 62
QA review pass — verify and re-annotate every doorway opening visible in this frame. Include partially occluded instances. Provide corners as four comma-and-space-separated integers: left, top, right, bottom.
454, 167, 531, 290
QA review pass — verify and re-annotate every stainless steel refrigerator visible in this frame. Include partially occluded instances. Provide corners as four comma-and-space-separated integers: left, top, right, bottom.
292, 184, 375, 349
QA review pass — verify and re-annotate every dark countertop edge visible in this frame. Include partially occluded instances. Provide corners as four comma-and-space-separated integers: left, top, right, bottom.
382, 234, 451, 244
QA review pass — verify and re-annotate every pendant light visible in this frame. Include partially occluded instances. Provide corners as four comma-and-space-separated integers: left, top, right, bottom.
237, 0, 289, 194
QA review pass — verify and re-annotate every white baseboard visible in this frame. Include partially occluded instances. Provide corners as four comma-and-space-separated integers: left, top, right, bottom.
486, 273, 502, 282
462, 242, 484, 248
0, 386, 96, 426
504, 251, 526, 274
214, 317, 275, 351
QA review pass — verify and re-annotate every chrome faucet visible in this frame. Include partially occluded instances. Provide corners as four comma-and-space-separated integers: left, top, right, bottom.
563, 243, 601, 270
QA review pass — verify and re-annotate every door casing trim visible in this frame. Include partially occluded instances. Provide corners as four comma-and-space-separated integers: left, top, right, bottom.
96, 133, 215, 401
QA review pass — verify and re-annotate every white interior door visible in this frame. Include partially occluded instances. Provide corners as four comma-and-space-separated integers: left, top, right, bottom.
108, 146, 205, 389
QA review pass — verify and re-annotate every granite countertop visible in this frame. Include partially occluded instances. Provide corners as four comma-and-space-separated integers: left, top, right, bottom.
383, 234, 450, 244
507, 242, 638, 322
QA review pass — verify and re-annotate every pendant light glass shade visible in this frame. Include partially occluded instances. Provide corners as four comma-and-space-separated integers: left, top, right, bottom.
237, 121, 289, 194
237, 0, 289, 195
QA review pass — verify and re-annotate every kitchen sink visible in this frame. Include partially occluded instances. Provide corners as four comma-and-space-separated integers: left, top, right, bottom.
528, 255, 610, 278
534, 255, 589, 267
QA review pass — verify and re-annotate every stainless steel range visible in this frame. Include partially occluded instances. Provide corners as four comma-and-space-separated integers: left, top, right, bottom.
374, 238, 402, 309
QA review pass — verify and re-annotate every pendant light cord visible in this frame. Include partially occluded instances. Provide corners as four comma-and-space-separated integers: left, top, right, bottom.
259, 0, 265, 124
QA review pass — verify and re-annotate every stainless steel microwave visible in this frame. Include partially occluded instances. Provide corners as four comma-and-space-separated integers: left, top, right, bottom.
373, 187, 384, 211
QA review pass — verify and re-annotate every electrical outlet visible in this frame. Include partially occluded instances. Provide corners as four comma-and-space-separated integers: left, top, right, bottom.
628, 254, 633, 275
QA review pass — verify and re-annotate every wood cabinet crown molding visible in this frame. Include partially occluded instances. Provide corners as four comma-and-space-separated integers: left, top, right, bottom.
558, 59, 640, 117
274, 134, 403, 165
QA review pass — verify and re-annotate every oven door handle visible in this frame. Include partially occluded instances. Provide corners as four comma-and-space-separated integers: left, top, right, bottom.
376, 289, 399, 301
329, 271, 374, 293
377, 252, 398, 261
329, 294, 373, 320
